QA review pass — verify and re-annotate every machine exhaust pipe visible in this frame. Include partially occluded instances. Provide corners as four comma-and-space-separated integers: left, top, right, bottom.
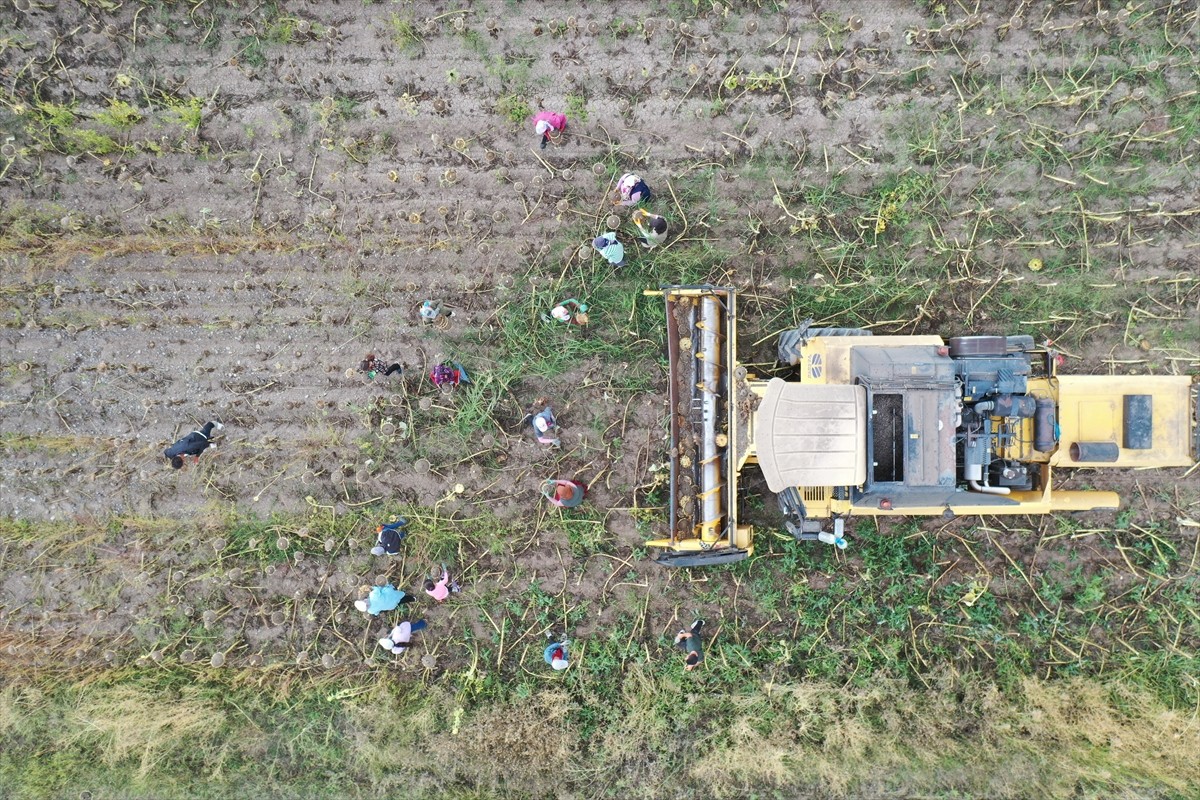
968, 479, 1011, 496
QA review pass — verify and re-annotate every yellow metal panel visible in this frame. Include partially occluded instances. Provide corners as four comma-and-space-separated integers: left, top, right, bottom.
647, 537, 753, 557
816, 489, 1120, 518
1052, 375, 1194, 467
1076, 399, 1118, 441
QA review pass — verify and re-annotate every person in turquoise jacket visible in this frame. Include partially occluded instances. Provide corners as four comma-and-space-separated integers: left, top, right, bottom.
592, 233, 626, 267
354, 583, 414, 616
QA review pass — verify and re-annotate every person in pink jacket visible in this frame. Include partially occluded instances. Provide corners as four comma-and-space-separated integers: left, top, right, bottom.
532, 110, 567, 149
424, 564, 461, 602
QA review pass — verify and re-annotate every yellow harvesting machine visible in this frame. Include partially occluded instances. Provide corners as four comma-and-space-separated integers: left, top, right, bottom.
647, 285, 1199, 567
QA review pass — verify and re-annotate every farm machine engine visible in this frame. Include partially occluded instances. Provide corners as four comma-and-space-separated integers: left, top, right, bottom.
646, 285, 1199, 567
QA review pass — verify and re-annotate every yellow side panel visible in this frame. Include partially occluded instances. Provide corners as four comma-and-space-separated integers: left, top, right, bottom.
1052, 374, 1194, 468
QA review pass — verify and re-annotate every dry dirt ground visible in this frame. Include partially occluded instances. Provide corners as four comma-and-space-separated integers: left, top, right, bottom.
0, 1, 1198, 797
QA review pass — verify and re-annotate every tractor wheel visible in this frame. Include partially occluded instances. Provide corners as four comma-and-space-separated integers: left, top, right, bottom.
777, 486, 806, 522
807, 327, 873, 337
778, 324, 872, 366
777, 328, 806, 366
948, 335, 1007, 358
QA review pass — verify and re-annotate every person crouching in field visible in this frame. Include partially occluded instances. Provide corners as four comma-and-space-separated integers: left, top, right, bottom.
675, 619, 705, 671
419, 299, 454, 326
430, 362, 470, 388
532, 110, 567, 149
354, 583, 416, 616
632, 209, 668, 249
542, 479, 586, 508
360, 353, 403, 380
379, 619, 427, 655
424, 565, 461, 602
615, 173, 652, 206
544, 639, 570, 671
592, 233, 626, 267
164, 421, 223, 469
549, 298, 588, 325
526, 402, 561, 447
371, 517, 409, 556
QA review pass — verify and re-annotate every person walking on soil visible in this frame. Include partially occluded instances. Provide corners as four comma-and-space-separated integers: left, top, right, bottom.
675, 619, 705, 671
544, 638, 571, 671
360, 353, 403, 379
592, 233, 626, 267
531, 110, 567, 149
542, 478, 586, 508
430, 362, 469, 388
354, 583, 416, 616
615, 173, 652, 206
371, 517, 409, 556
524, 401, 561, 447
424, 565, 461, 602
548, 298, 588, 325
379, 619, 428, 654
631, 209, 668, 248
163, 421, 223, 469
419, 299, 454, 325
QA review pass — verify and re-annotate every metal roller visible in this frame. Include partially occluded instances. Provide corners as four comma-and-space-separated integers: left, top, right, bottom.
697, 295, 726, 544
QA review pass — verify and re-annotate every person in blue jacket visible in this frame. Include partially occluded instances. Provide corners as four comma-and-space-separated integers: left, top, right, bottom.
354, 583, 414, 616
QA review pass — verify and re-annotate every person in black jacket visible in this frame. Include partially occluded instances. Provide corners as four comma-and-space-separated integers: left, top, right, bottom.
675, 619, 705, 671
371, 517, 409, 556
164, 421, 224, 469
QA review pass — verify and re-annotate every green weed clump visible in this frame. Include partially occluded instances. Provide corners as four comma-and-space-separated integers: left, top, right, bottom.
495, 93, 531, 126
162, 95, 205, 131
385, 13, 423, 51
94, 98, 143, 129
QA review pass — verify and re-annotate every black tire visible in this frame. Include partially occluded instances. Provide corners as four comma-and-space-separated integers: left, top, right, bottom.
948, 335, 1007, 358
807, 327, 873, 337
777, 486, 806, 522
778, 324, 872, 366
777, 327, 808, 366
